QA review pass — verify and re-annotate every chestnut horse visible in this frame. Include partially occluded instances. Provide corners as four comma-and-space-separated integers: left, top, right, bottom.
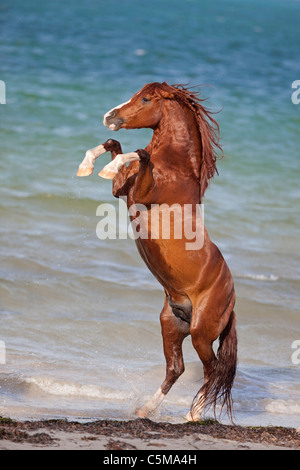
77, 82, 237, 421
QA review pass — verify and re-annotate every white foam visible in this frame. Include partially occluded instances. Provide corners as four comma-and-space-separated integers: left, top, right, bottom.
241, 273, 279, 282
265, 399, 300, 415
24, 377, 127, 401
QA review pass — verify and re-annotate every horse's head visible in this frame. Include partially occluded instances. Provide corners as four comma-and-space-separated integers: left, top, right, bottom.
103, 82, 223, 199
103, 82, 174, 131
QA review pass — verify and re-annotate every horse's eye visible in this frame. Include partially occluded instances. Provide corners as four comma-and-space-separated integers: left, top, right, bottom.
141, 97, 151, 103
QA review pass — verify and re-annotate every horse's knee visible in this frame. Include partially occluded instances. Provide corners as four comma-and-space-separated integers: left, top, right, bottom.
103, 139, 121, 152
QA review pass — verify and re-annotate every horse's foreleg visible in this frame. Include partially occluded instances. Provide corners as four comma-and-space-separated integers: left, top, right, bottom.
98, 151, 139, 180
77, 143, 108, 176
99, 148, 155, 204
136, 297, 189, 418
132, 149, 155, 205
96, 139, 135, 198
77, 139, 124, 177
98, 148, 155, 204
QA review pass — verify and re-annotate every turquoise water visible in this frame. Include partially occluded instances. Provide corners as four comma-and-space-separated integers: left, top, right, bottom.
0, 0, 300, 426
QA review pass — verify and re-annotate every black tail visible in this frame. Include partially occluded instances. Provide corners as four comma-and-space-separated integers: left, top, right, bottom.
192, 310, 237, 421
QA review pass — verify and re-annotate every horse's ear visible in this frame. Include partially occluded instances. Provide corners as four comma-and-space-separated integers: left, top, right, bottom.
160, 89, 175, 99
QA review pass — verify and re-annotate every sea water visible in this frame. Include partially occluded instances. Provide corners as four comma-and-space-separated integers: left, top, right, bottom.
0, 0, 299, 427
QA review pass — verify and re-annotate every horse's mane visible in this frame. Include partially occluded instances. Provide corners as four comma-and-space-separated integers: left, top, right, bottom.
171, 83, 223, 198
141, 82, 224, 199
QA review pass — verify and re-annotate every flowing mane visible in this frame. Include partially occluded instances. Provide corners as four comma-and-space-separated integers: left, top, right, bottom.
172, 83, 223, 196
141, 82, 224, 199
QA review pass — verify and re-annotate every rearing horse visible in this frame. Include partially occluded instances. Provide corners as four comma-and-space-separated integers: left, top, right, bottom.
77, 82, 237, 421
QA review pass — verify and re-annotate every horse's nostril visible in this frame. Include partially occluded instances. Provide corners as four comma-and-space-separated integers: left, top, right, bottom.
103, 108, 123, 130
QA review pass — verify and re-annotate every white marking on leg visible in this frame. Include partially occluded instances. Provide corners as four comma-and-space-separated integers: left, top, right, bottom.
98, 152, 139, 179
103, 99, 131, 127
145, 387, 166, 411
136, 387, 166, 418
185, 392, 205, 422
77, 144, 107, 177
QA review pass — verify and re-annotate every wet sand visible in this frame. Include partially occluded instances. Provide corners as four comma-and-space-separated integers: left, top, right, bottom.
0, 417, 299, 450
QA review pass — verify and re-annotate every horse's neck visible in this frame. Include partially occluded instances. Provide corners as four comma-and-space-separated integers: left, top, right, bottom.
148, 100, 201, 179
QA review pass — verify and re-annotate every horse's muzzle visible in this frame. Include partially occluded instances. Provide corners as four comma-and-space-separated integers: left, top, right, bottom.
103, 110, 124, 131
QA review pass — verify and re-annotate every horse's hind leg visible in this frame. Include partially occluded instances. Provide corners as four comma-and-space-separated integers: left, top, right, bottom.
187, 298, 237, 421
186, 326, 216, 421
136, 296, 190, 418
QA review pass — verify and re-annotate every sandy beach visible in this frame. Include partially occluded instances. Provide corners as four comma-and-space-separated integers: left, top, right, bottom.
0, 417, 299, 451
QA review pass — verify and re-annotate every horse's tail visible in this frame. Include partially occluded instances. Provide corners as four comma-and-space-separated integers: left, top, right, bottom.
192, 310, 237, 422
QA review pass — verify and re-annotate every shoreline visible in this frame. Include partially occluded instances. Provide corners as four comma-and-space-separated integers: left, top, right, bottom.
0, 417, 299, 450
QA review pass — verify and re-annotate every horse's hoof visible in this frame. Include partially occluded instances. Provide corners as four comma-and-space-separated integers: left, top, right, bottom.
185, 410, 201, 422
135, 406, 149, 419
77, 167, 93, 177
98, 168, 117, 179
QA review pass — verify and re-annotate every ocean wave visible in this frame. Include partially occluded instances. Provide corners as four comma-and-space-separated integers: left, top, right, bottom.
16, 192, 110, 209
24, 376, 128, 401
264, 399, 300, 415
0, 252, 159, 295
239, 273, 279, 282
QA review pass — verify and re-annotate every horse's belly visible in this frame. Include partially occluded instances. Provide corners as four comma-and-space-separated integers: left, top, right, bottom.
131, 204, 233, 301
131, 204, 203, 287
